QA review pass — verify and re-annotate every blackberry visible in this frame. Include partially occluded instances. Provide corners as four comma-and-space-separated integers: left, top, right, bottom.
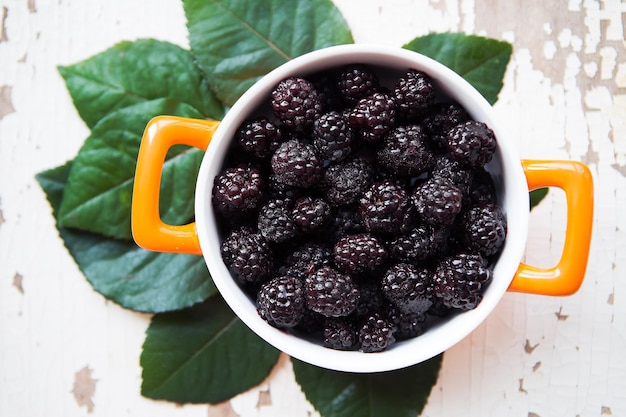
267, 174, 303, 205
257, 276, 305, 328
271, 77, 323, 131
390, 223, 447, 265
431, 155, 474, 197
386, 305, 426, 340
376, 125, 436, 177
433, 253, 492, 310
271, 140, 322, 188
334, 233, 388, 274
460, 202, 507, 257
381, 263, 434, 315
312, 111, 353, 162
354, 278, 389, 318
212, 164, 265, 215
422, 102, 470, 151
324, 207, 364, 242
311, 71, 344, 111
466, 168, 498, 205
358, 313, 396, 353
280, 242, 333, 278
323, 157, 373, 206
292, 196, 331, 233
322, 318, 358, 350
348, 92, 397, 143
304, 267, 360, 317
221, 227, 273, 284
337, 64, 379, 105
257, 199, 298, 243
236, 117, 283, 159
358, 181, 416, 235
392, 69, 435, 119
446, 120, 497, 168
412, 176, 463, 226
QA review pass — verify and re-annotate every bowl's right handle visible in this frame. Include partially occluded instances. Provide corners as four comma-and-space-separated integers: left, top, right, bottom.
508, 160, 594, 296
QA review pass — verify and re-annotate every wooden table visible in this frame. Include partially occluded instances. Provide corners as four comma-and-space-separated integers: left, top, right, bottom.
1, 1, 624, 416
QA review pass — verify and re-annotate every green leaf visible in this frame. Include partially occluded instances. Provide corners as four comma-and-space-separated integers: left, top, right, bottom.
184, 0, 354, 106
57, 98, 204, 240
530, 187, 549, 210
141, 296, 280, 403
293, 355, 443, 417
59, 38, 226, 128
403, 32, 512, 105
36, 162, 217, 313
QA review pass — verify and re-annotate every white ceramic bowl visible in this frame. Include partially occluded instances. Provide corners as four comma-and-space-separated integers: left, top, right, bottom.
195, 44, 529, 373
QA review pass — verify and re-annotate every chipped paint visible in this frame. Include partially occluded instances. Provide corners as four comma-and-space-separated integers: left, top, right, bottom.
0, 6, 7, 42
256, 389, 272, 408
555, 306, 569, 321
532, 361, 542, 372
602, 405, 613, 415
12, 273, 23, 294
0, 85, 15, 119
524, 339, 540, 354
207, 401, 240, 417
71, 366, 97, 413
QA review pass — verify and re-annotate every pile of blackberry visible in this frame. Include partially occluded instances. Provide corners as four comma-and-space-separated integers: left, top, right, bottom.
213, 64, 506, 353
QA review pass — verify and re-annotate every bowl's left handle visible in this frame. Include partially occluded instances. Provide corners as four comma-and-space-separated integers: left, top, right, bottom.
132, 116, 220, 255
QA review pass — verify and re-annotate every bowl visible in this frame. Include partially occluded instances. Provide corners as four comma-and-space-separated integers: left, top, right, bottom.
132, 44, 594, 373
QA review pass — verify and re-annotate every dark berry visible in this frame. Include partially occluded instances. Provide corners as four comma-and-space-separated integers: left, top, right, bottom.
292, 196, 332, 233
446, 120, 497, 168
412, 176, 463, 226
422, 102, 470, 151
376, 125, 435, 176
323, 157, 373, 206
212, 164, 264, 215
312, 111, 353, 162
267, 174, 302, 205
305, 267, 360, 317
354, 278, 389, 318
257, 199, 298, 243
324, 207, 365, 242
271, 77, 323, 131
358, 181, 416, 235
323, 318, 358, 350
271, 140, 322, 188
280, 242, 333, 279
221, 227, 273, 284
236, 117, 283, 159
392, 69, 435, 119
334, 233, 388, 274
431, 155, 474, 197
257, 276, 305, 328
381, 263, 434, 314
466, 168, 498, 205
358, 313, 396, 353
311, 71, 344, 111
337, 64, 379, 105
460, 202, 507, 257
433, 253, 492, 310
390, 223, 447, 265
386, 305, 426, 340
348, 92, 397, 143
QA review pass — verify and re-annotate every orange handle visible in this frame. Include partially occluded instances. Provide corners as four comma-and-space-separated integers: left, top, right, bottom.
508, 160, 594, 295
132, 116, 220, 255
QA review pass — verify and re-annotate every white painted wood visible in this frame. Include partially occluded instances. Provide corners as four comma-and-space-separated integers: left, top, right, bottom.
1, 1, 623, 416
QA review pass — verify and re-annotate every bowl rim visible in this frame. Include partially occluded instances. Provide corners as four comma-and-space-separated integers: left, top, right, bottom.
195, 44, 529, 373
